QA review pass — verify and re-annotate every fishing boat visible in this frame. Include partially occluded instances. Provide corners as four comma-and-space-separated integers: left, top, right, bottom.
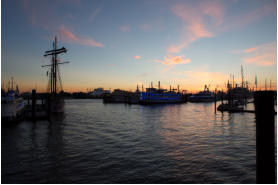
188, 85, 215, 102
1, 78, 25, 122
42, 37, 68, 114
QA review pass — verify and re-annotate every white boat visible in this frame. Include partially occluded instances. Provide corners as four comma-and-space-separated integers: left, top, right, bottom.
188, 85, 215, 102
1, 88, 25, 122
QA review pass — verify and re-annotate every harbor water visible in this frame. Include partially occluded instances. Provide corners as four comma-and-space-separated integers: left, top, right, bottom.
1, 99, 270, 183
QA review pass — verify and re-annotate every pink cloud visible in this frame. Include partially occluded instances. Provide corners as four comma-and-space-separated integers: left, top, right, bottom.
57, 25, 104, 47
89, 7, 101, 22
168, 1, 224, 53
120, 25, 130, 32
188, 23, 214, 38
242, 42, 276, 66
155, 55, 191, 66
168, 1, 275, 54
134, 56, 141, 59
244, 47, 257, 53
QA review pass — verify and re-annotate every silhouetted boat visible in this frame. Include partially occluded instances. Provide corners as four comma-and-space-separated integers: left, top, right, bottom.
103, 82, 185, 104
103, 89, 130, 103
43, 37, 68, 114
217, 103, 244, 112
188, 85, 215, 102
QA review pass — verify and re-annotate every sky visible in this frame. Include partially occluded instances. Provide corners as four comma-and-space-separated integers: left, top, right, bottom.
2, 0, 277, 93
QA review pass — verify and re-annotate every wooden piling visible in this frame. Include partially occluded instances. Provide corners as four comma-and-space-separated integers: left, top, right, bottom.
221, 91, 224, 113
32, 89, 36, 121
214, 91, 217, 114
254, 91, 276, 183
47, 94, 51, 119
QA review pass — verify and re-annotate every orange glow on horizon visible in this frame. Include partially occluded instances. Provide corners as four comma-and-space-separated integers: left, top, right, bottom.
16, 81, 277, 94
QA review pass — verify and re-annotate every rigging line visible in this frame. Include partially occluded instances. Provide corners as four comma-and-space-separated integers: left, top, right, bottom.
57, 65, 63, 91
47, 70, 51, 92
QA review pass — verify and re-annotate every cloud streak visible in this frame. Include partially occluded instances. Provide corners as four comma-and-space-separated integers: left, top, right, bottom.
155, 55, 191, 66
168, 0, 224, 53
168, 1, 275, 54
242, 42, 276, 66
89, 7, 101, 22
57, 25, 104, 47
120, 25, 130, 32
134, 56, 141, 59
244, 47, 257, 53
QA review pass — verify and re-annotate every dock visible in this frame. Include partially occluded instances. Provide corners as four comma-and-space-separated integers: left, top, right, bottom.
23, 90, 50, 121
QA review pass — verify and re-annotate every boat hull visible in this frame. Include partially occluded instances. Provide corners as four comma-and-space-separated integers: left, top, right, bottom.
188, 97, 215, 102
1, 98, 25, 123
139, 92, 182, 104
45, 97, 64, 114
188, 95, 215, 102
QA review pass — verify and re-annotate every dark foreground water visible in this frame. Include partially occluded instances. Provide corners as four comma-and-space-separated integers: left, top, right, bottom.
1, 99, 270, 183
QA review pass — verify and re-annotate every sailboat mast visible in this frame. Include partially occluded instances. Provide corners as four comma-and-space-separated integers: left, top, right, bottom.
54, 36, 57, 94
51, 42, 54, 94
11, 77, 13, 90
241, 65, 244, 88
43, 36, 68, 95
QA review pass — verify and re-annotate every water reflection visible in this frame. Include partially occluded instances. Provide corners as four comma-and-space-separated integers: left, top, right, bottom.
2, 99, 258, 183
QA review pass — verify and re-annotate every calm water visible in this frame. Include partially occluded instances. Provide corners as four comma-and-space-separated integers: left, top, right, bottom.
1, 99, 265, 183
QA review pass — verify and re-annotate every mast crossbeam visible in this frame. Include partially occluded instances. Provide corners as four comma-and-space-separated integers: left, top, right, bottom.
43, 37, 69, 95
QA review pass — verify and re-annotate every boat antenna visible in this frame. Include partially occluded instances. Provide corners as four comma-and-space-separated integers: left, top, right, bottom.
265, 78, 267, 91
11, 77, 14, 90
233, 75, 235, 88
255, 75, 257, 91
16, 84, 19, 95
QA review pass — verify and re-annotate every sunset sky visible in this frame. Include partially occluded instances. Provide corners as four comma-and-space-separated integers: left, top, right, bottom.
2, 0, 277, 93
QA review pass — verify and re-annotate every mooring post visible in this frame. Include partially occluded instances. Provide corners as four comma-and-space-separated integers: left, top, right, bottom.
32, 89, 36, 121
28, 96, 30, 105
254, 91, 275, 183
214, 90, 217, 114
221, 91, 224, 113
47, 94, 51, 119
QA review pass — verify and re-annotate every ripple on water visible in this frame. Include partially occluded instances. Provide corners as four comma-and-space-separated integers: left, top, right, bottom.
2, 99, 261, 183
